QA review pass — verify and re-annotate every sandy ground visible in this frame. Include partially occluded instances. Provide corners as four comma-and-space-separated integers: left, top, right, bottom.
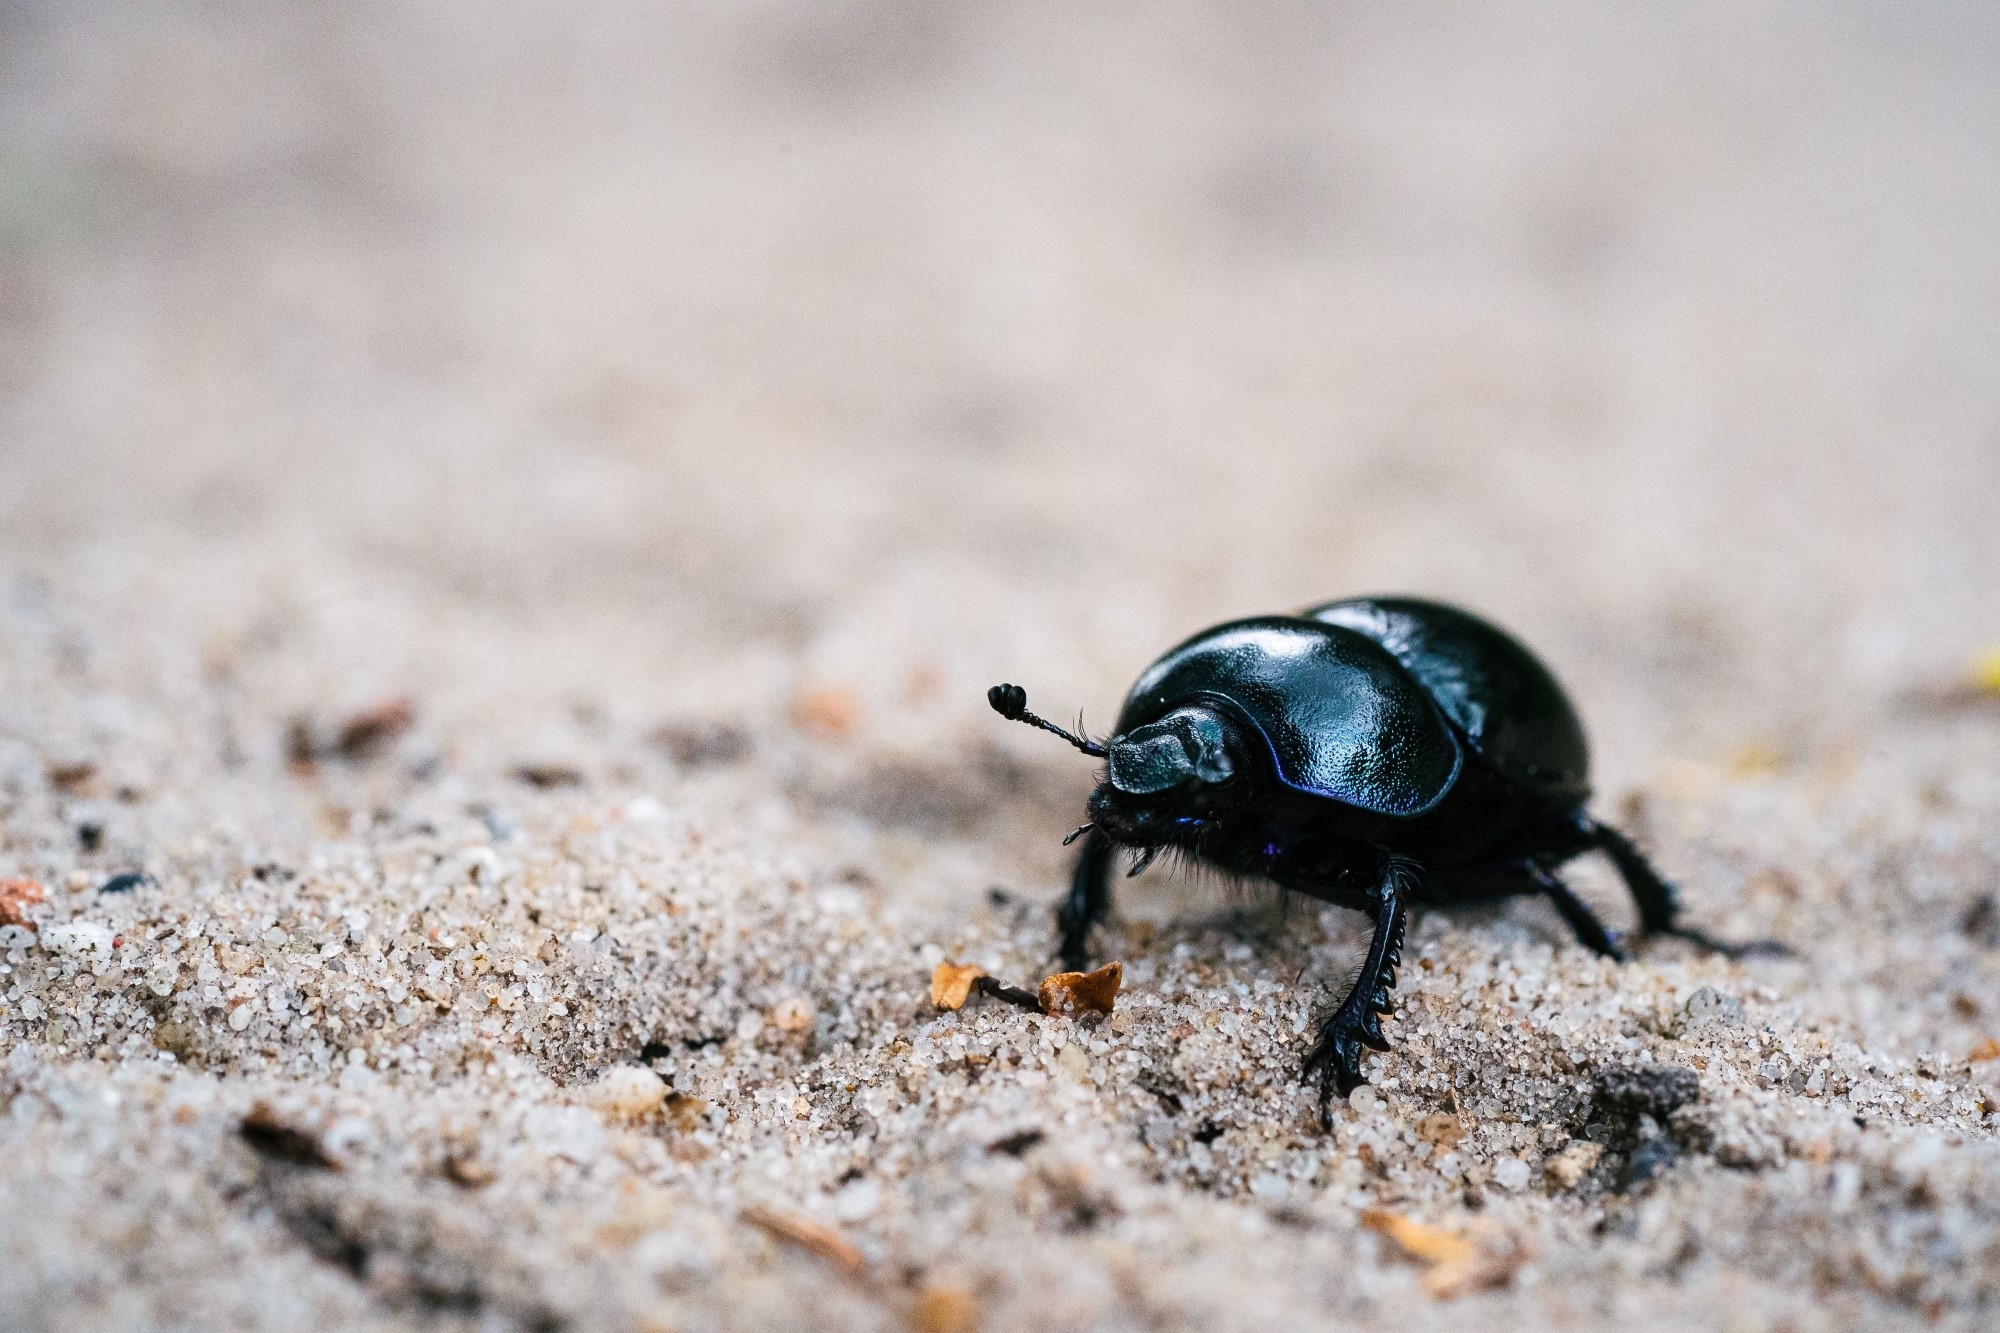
4, 3, 2000, 1329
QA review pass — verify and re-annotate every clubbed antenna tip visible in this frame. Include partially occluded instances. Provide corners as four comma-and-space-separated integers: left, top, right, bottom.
986, 683, 1108, 759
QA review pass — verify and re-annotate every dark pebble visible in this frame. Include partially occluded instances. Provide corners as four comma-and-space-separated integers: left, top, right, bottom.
1594, 1062, 1701, 1120
1620, 1137, 1681, 1189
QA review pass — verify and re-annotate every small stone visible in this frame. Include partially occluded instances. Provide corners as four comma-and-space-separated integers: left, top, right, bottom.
1620, 1137, 1680, 1189
591, 1065, 669, 1118
771, 995, 815, 1032
1491, 1157, 1531, 1191
42, 920, 113, 960
1543, 1141, 1603, 1190
1056, 1043, 1090, 1078
0, 878, 45, 928
1682, 987, 1747, 1029
1593, 1063, 1701, 1120
1347, 1085, 1383, 1116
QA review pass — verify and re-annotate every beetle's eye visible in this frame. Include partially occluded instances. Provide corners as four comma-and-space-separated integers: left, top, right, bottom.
1185, 712, 1235, 783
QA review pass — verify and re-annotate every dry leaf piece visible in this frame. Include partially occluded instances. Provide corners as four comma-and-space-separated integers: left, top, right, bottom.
790, 685, 860, 739
1361, 1208, 1523, 1299
442, 1153, 496, 1188
911, 1283, 980, 1333
336, 696, 415, 758
741, 1204, 866, 1277
1415, 1113, 1464, 1147
930, 962, 987, 1010
1037, 961, 1122, 1016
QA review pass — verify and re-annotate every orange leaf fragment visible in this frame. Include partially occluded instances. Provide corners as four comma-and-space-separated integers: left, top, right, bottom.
1361, 1208, 1522, 1299
1969, 1036, 2000, 1062
1037, 961, 1122, 1017
790, 685, 860, 739
911, 1282, 980, 1333
930, 963, 987, 1011
0, 879, 46, 928
741, 1204, 866, 1277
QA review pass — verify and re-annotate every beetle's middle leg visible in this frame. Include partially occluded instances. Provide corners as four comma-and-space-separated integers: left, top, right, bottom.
1056, 828, 1115, 971
1299, 856, 1410, 1127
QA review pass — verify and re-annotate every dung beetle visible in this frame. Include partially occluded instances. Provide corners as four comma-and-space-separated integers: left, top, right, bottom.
989, 596, 1777, 1121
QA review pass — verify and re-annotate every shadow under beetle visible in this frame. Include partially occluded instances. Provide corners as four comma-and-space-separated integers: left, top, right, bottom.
988, 596, 1778, 1123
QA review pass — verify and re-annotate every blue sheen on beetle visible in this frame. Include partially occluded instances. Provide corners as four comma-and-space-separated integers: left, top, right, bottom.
988, 595, 1780, 1125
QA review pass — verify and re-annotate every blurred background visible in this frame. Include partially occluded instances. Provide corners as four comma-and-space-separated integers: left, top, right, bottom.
3, 0, 1998, 819
11, 12, 2000, 1324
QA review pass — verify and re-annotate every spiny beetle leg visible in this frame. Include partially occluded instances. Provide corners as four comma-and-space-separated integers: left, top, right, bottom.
1300, 883, 1408, 1128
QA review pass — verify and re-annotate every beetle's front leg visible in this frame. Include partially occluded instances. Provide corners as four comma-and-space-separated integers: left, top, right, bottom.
1056, 828, 1115, 971
1299, 857, 1411, 1127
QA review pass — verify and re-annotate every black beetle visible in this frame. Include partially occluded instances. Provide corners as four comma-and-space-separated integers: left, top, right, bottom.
989, 596, 1775, 1120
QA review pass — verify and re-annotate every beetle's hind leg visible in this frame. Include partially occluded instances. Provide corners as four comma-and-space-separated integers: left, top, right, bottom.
1056, 828, 1115, 971
1586, 818, 1789, 958
1527, 864, 1628, 961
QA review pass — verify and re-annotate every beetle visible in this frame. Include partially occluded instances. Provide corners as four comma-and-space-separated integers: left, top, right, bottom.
988, 595, 1777, 1120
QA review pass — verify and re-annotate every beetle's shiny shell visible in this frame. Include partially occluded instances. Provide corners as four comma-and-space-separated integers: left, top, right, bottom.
1115, 617, 1463, 816
1306, 597, 1590, 803
1114, 598, 1591, 817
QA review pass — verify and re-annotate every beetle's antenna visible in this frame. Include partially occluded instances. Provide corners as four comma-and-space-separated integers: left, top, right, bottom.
986, 683, 1109, 758
1061, 823, 1094, 846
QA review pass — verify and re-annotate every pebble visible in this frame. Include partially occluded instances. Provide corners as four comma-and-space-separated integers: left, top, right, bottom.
590, 1065, 669, 1118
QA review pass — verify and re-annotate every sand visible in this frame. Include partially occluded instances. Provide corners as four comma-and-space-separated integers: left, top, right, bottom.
4, 3, 2000, 1329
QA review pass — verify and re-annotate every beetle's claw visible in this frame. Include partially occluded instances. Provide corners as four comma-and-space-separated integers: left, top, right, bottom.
1302, 1019, 1368, 1128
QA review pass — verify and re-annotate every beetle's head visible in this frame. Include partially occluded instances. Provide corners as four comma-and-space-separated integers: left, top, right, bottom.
986, 684, 1250, 866
1086, 705, 1249, 847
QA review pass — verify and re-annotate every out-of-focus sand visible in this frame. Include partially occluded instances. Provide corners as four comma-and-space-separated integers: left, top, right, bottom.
4, 3, 2000, 1329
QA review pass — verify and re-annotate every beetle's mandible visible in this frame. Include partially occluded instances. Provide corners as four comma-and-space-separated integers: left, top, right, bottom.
988, 596, 1779, 1124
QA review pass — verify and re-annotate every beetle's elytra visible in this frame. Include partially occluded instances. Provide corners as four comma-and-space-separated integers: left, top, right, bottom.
989, 595, 1777, 1122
